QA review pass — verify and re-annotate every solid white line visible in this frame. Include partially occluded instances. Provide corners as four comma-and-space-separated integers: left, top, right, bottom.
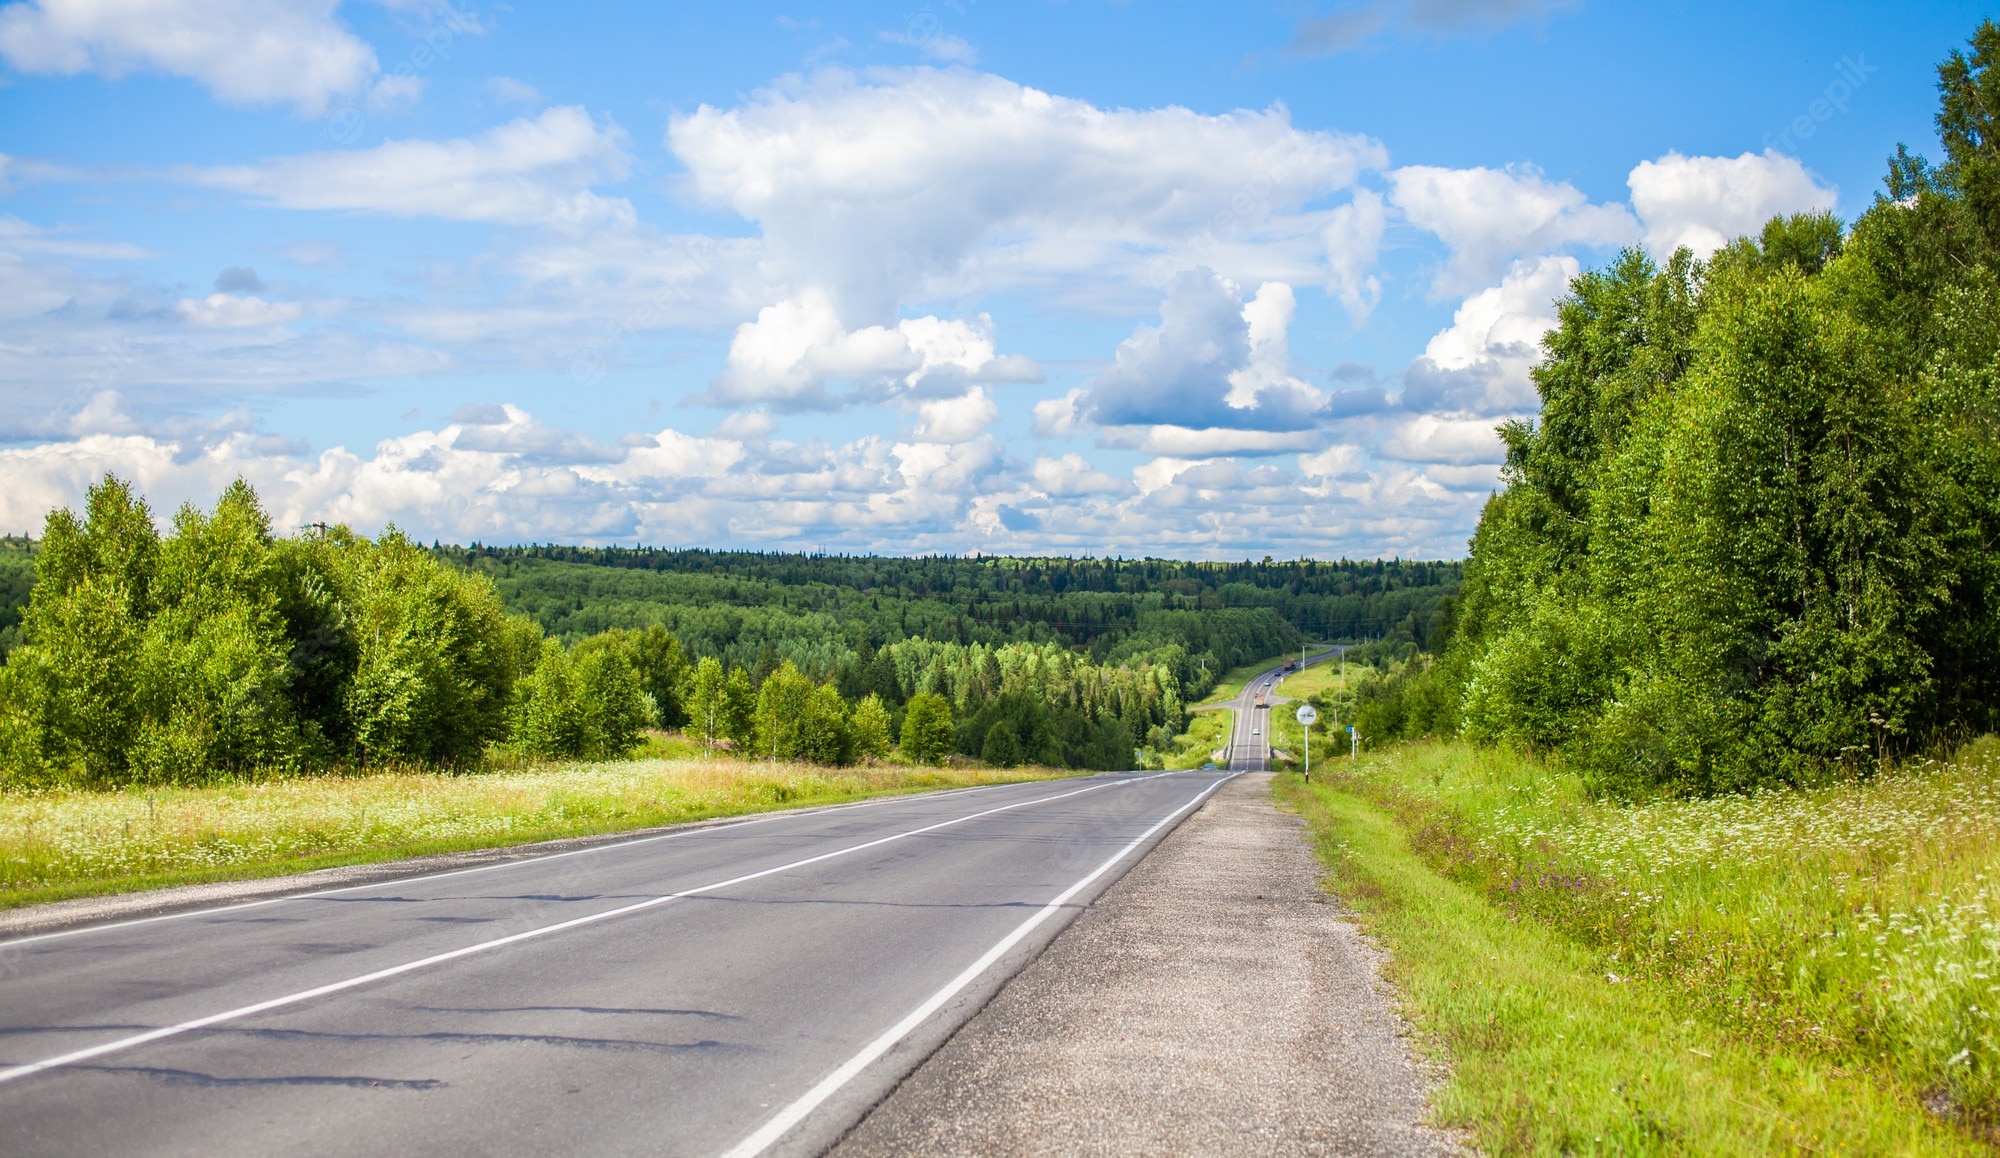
0, 773, 1177, 1088
0, 777, 1051, 950
718, 770, 1240, 1158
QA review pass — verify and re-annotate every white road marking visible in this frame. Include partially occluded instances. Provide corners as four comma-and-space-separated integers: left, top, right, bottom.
720, 770, 1240, 1158
0, 779, 1041, 949
0, 774, 1178, 1088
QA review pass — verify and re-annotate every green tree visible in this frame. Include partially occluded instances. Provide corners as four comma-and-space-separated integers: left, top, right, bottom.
685, 655, 727, 753
980, 720, 1021, 767
720, 666, 757, 750
900, 691, 954, 764
514, 639, 585, 759
755, 660, 817, 759
848, 692, 893, 761
339, 528, 515, 766
798, 683, 852, 765
572, 636, 649, 758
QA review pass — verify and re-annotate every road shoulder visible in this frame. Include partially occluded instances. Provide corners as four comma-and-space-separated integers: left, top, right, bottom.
833, 772, 1463, 1156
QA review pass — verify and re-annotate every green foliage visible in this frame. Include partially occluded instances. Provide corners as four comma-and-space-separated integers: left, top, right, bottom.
513, 636, 648, 761
0, 477, 533, 785
339, 528, 517, 766
0, 536, 35, 663
448, 544, 1457, 684
685, 655, 727, 752
1434, 22, 2000, 794
0, 475, 1463, 784
720, 666, 757, 748
848, 693, 893, 762
900, 692, 954, 765
980, 720, 1022, 767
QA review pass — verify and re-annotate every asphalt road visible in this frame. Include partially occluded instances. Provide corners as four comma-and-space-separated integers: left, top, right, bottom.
0, 770, 1235, 1157
1222, 649, 1341, 773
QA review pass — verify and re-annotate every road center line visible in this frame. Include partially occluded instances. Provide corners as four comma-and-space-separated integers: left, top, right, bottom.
0, 772, 1180, 1088
720, 770, 1241, 1158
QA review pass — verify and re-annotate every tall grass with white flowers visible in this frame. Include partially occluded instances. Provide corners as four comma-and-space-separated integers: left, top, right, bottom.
1336, 737, 2000, 1120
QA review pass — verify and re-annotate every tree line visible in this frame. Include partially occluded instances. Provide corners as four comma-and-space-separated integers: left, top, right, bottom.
1357, 21, 2000, 795
451, 544, 1458, 657
0, 477, 1280, 787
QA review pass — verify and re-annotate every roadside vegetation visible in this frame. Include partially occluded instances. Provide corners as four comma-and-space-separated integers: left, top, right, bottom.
1353, 24, 2000, 797
1161, 708, 1231, 770
0, 757, 1069, 909
1278, 741, 1998, 1152
1260, 23, 2000, 1151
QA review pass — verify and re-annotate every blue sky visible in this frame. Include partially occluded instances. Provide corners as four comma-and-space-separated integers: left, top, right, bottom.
0, 0, 1987, 557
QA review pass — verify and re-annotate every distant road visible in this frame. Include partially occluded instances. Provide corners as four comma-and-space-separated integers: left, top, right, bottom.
0, 771, 1234, 1157
1222, 649, 1342, 773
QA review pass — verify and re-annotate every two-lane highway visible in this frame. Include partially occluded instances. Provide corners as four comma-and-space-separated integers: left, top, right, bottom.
0, 771, 1234, 1157
1221, 649, 1341, 772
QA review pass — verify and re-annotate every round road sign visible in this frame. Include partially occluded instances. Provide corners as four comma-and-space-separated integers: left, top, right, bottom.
1295, 704, 1318, 726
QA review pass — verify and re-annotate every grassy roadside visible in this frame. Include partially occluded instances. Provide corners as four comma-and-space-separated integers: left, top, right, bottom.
0, 758, 1074, 911
1275, 742, 2000, 1154
1162, 708, 1232, 769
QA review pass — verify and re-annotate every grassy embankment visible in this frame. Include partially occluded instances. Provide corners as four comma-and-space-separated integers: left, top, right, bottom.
0, 755, 1073, 911
1161, 708, 1232, 770
1272, 736, 2000, 1153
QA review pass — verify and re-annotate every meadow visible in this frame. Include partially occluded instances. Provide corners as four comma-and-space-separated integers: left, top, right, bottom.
1277, 738, 2000, 1151
0, 755, 1071, 909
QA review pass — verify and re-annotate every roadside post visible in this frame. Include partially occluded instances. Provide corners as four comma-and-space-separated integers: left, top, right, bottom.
1296, 703, 1317, 783
1348, 725, 1357, 762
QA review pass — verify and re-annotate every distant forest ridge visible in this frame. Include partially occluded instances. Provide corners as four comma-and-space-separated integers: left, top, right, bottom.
443, 544, 1462, 663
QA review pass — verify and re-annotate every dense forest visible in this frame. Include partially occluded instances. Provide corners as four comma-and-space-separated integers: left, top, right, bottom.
452, 545, 1458, 656
1361, 24, 2000, 795
0, 479, 1459, 788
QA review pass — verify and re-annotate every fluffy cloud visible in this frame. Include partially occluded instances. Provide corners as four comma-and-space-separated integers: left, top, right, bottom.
1628, 150, 1839, 259
1401, 254, 1575, 417
0, 0, 385, 114
701, 292, 1039, 408
667, 67, 1386, 318
1323, 189, 1386, 322
911, 387, 999, 443
1031, 452, 1127, 497
1377, 414, 1510, 466
1389, 163, 1636, 295
189, 106, 633, 228
0, 390, 1497, 557
1083, 269, 1324, 435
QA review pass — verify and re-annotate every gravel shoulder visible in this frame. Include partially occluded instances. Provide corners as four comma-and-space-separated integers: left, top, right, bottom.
834, 772, 1463, 1156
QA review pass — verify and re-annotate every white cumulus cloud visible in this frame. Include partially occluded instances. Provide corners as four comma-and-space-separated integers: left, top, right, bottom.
702, 291, 1038, 408
1083, 269, 1323, 435
1627, 150, 1839, 259
1401, 254, 1575, 417
667, 67, 1387, 318
1389, 163, 1636, 296
0, 0, 381, 114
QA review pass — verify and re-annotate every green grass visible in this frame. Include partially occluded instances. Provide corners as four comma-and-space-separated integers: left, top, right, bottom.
1275, 652, 1357, 704
1276, 739, 2000, 1153
1162, 708, 1232, 769
0, 756, 1076, 911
